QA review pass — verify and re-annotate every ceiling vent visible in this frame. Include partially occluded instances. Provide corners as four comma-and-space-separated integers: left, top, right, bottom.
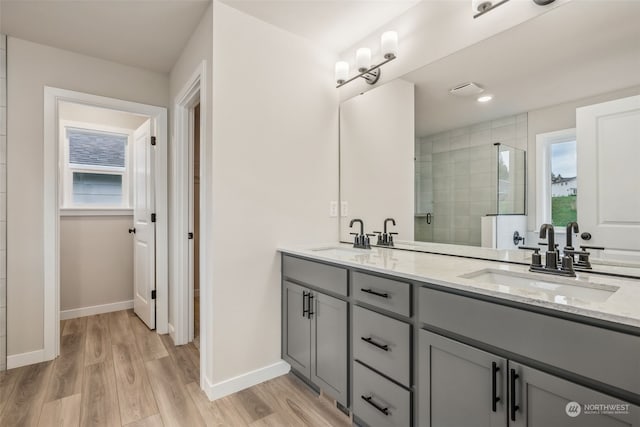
449, 82, 485, 97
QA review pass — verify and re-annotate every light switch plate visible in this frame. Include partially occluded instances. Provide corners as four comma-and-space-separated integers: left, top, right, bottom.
329, 201, 338, 217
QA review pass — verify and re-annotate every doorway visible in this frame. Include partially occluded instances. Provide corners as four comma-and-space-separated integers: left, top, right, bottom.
58, 102, 151, 325
192, 103, 201, 348
43, 87, 168, 361
172, 61, 208, 389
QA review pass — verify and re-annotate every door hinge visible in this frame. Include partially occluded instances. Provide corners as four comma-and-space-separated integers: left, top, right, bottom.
151, 213, 156, 223
151, 136, 157, 146
151, 290, 157, 299
188, 232, 194, 240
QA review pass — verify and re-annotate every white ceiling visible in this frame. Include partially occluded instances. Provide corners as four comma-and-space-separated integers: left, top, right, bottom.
0, 0, 211, 73
219, 0, 420, 52
404, 1, 640, 137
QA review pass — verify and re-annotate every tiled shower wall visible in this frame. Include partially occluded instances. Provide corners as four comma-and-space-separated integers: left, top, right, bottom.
0, 34, 6, 371
415, 114, 527, 246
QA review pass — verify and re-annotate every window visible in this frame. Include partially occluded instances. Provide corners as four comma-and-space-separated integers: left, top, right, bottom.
61, 124, 132, 209
550, 140, 577, 226
536, 129, 577, 229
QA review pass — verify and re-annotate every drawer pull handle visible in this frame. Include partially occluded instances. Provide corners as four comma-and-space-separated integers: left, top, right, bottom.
510, 368, 519, 421
308, 293, 314, 319
361, 288, 389, 298
491, 362, 500, 412
361, 337, 389, 351
361, 395, 389, 416
302, 291, 309, 318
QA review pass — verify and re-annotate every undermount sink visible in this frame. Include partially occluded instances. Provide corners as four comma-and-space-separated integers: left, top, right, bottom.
459, 268, 619, 303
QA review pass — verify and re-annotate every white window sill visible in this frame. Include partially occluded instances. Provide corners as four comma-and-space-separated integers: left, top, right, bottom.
60, 208, 133, 217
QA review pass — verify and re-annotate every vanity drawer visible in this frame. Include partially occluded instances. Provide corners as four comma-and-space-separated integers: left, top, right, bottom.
353, 361, 411, 427
353, 271, 411, 317
353, 305, 411, 387
419, 286, 640, 395
282, 255, 347, 296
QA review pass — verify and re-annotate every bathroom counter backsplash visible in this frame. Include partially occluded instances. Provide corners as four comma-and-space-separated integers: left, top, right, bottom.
279, 243, 640, 330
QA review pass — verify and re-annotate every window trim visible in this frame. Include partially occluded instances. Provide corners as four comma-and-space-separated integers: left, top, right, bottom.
535, 128, 576, 231
59, 120, 133, 210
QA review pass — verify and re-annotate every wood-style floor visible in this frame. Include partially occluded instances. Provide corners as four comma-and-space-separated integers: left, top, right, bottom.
0, 310, 351, 427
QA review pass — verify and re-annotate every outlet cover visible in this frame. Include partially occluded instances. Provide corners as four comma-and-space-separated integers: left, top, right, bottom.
329, 201, 338, 217
340, 201, 348, 217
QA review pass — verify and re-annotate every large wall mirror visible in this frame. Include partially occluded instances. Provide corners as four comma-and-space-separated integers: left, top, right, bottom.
339, 1, 640, 276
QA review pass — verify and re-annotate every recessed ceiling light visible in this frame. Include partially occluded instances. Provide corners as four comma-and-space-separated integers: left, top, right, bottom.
477, 95, 493, 103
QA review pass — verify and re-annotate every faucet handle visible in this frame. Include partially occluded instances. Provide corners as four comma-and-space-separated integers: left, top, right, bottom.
519, 246, 542, 267
538, 242, 559, 247
580, 245, 605, 251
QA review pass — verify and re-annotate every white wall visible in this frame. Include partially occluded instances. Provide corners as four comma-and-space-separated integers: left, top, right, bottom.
209, 0, 338, 388
340, 80, 414, 242
526, 85, 640, 234
59, 102, 148, 130
6, 37, 169, 357
337, 0, 571, 101
60, 216, 133, 311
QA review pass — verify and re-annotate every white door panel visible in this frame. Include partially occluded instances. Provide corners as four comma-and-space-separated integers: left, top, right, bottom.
133, 119, 156, 329
577, 95, 640, 251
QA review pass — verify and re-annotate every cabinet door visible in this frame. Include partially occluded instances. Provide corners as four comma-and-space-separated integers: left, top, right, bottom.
510, 362, 639, 427
283, 281, 311, 378
311, 291, 348, 407
419, 330, 507, 427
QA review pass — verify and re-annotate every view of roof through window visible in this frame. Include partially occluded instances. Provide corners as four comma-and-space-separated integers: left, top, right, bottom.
68, 128, 127, 168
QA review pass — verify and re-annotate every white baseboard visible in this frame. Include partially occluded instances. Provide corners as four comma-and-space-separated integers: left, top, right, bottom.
7, 348, 46, 369
60, 300, 134, 320
204, 360, 291, 401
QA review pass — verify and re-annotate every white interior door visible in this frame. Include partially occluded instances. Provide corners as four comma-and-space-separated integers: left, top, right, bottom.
576, 95, 640, 251
133, 119, 156, 329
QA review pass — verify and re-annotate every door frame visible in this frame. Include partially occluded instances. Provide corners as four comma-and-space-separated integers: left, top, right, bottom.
171, 62, 208, 377
43, 87, 168, 360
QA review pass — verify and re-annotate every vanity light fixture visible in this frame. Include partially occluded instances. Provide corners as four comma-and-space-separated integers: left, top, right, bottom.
477, 94, 494, 103
335, 30, 398, 88
473, 0, 553, 18
473, 0, 510, 18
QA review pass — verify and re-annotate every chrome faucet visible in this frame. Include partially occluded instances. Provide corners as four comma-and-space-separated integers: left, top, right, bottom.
373, 218, 398, 247
349, 218, 373, 249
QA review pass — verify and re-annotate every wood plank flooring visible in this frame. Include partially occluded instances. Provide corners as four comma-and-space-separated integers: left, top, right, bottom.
0, 310, 351, 427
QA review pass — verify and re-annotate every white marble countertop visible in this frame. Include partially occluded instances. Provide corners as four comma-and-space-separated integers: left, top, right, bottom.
279, 243, 640, 330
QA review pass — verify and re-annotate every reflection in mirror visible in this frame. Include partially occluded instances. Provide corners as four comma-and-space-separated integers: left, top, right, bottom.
339, 0, 640, 276
415, 118, 526, 247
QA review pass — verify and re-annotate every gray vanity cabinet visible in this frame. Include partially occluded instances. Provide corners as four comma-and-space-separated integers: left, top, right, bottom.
419, 330, 640, 427
310, 291, 348, 406
509, 362, 640, 427
283, 281, 312, 377
419, 330, 508, 427
282, 279, 348, 406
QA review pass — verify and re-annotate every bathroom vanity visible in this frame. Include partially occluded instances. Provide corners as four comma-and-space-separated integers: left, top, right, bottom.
279, 245, 640, 427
